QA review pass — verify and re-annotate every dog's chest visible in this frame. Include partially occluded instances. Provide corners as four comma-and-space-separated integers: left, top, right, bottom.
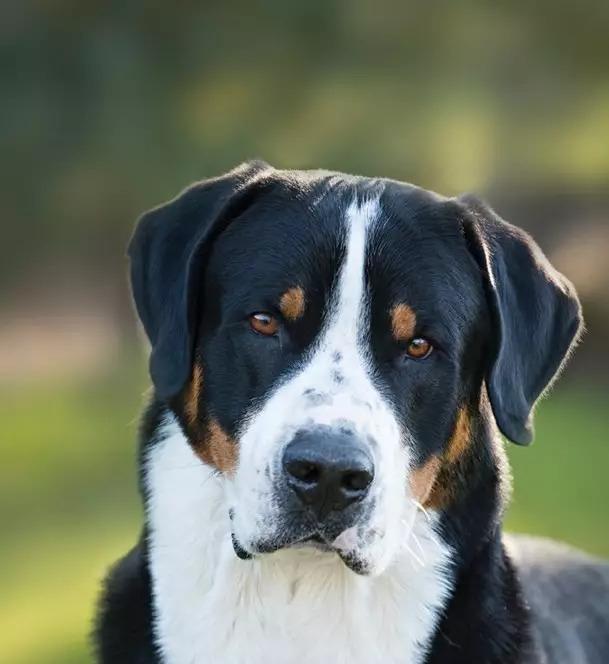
146, 425, 452, 664
150, 548, 449, 664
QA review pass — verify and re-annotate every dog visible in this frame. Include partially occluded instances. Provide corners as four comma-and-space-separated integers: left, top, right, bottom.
95, 161, 609, 663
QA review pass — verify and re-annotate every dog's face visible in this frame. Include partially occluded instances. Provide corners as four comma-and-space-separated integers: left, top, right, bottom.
193, 183, 488, 575
130, 162, 582, 575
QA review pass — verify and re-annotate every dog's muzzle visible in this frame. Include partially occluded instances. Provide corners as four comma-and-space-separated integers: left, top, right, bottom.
231, 425, 377, 571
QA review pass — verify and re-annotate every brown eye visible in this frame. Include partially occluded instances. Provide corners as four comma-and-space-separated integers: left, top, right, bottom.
249, 312, 280, 336
405, 337, 433, 359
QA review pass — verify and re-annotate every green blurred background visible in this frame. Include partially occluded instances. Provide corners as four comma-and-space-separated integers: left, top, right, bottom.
1, 2, 608, 663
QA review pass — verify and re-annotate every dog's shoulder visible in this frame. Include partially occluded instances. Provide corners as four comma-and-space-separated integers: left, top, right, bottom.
506, 534, 609, 663
94, 538, 160, 664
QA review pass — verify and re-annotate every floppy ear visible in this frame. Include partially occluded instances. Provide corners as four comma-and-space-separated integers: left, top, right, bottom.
458, 195, 583, 445
128, 160, 272, 400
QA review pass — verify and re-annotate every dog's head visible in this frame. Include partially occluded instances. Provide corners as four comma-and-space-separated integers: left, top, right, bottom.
130, 161, 582, 575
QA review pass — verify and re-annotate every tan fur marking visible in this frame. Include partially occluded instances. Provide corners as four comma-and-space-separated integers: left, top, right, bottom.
391, 303, 416, 341
445, 408, 471, 463
184, 363, 203, 426
424, 466, 455, 510
197, 419, 237, 474
279, 286, 306, 321
410, 455, 441, 505
419, 408, 472, 510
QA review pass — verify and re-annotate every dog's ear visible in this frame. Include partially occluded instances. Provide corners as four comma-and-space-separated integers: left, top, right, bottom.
128, 160, 273, 400
457, 195, 583, 445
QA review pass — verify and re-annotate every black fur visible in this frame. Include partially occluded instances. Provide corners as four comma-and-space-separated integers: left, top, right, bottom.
95, 536, 160, 663
459, 195, 582, 445
95, 163, 595, 663
128, 160, 272, 400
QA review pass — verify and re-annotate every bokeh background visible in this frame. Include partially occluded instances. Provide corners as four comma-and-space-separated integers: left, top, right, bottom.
2, 2, 608, 662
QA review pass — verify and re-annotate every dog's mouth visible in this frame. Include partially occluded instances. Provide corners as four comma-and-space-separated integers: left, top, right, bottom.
231, 531, 331, 558
291, 533, 332, 551
230, 520, 370, 574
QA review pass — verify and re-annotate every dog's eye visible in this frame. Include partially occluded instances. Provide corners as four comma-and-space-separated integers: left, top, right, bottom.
249, 312, 280, 336
405, 337, 433, 359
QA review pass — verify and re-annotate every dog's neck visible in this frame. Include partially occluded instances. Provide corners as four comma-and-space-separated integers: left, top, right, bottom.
424, 405, 532, 663
142, 405, 527, 664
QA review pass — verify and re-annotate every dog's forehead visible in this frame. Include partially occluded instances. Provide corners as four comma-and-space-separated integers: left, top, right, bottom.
368, 185, 481, 326
207, 172, 471, 304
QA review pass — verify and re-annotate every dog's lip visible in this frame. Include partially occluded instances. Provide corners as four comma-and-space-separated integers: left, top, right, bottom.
337, 549, 370, 575
231, 533, 369, 573
250, 533, 334, 555
231, 529, 360, 562
231, 532, 253, 560
288, 533, 333, 552
229, 510, 367, 571
230, 524, 334, 558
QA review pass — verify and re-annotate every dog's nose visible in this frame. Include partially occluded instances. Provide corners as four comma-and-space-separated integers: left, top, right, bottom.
282, 427, 374, 520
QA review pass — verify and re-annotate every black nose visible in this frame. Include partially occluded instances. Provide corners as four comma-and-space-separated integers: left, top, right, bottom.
282, 427, 374, 520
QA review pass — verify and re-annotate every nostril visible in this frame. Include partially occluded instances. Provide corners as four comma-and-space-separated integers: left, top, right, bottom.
342, 469, 373, 493
285, 460, 321, 485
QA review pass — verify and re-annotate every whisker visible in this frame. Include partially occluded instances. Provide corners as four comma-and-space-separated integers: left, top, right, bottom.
404, 541, 425, 568
410, 532, 427, 563
411, 498, 431, 523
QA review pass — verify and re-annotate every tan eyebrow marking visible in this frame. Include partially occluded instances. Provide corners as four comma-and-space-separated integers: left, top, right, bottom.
279, 286, 306, 321
197, 418, 237, 474
391, 303, 416, 341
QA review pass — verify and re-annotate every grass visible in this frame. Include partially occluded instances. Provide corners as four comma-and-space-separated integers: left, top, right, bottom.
505, 388, 609, 555
1, 363, 607, 664
0, 361, 146, 664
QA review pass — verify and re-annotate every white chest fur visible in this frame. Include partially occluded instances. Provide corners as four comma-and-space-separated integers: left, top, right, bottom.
146, 421, 453, 664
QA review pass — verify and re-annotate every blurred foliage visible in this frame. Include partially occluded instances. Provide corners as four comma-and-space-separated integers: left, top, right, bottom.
2, 2, 609, 663
0, 359, 146, 664
3, 1, 609, 294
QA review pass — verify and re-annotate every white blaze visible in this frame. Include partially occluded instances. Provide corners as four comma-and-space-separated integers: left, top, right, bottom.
229, 194, 406, 572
